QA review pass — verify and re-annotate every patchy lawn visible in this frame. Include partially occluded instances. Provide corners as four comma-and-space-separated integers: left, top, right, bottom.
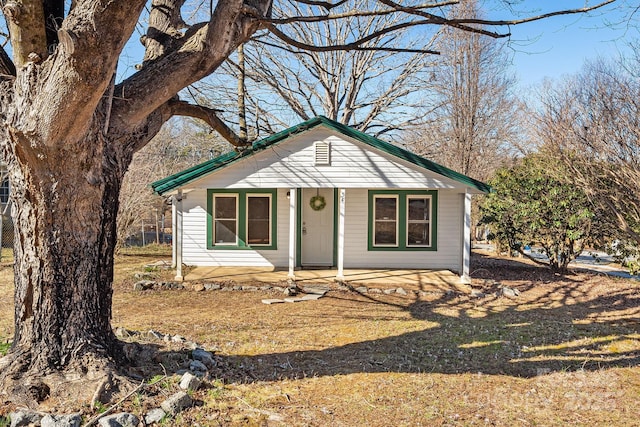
0, 249, 638, 425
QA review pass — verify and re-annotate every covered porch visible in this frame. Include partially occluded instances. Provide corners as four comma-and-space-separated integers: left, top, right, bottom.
184, 266, 472, 294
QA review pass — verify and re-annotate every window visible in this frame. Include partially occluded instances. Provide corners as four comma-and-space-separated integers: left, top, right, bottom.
0, 178, 8, 204
407, 196, 431, 247
246, 195, 271, 246
213, 195, 238, 245
208, 189, 277, 250
373, 195, 398, 246
368, 190, 437, 251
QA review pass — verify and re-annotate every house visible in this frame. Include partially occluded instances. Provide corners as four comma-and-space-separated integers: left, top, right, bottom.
151, 116, 490, 283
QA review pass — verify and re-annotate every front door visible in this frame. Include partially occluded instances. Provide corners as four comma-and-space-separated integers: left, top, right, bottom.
301, 188, 334, 267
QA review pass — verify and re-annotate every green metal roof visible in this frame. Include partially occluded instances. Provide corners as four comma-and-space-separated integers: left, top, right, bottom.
151, 115, 491, 195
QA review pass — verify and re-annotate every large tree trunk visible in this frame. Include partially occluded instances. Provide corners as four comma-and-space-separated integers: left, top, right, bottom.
0, 94, 142, 405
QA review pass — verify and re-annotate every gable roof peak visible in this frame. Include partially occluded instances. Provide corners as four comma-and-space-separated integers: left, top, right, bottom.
151, 116, 491, 195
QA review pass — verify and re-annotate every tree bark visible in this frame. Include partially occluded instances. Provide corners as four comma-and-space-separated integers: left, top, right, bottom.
0, 94, 147, 403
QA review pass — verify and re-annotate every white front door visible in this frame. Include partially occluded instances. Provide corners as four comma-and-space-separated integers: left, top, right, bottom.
301, 188, 334, 266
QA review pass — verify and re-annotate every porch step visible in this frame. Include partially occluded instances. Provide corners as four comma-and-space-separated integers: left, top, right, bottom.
302, 285, 330, 295
261, 299, 286, 305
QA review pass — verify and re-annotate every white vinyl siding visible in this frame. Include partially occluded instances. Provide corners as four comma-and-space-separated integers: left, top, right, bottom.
175, 127, 473, 272
181, 127, 472, 191
181, 189, 290, 267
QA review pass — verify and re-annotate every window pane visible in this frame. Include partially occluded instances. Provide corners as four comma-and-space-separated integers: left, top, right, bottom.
375, 222, 397, 245
0, 179, 8, 204
215, 220, 237, 244
247, 196, 270, 245
408, 198, 430, 221
407, 223, 430, 246
375, 197, 396, 220
215, 196, 236, 218
247, 196, 269, 220
213, 195, 237, 244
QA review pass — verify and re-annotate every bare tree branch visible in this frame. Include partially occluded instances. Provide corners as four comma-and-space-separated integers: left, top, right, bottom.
168, 98, 248, 147
267, 22, 441, 53
0, 45, 16, 76
293, 0, 349, 11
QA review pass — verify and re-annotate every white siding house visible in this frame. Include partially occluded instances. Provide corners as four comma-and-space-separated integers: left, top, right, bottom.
152, 116, 490, 282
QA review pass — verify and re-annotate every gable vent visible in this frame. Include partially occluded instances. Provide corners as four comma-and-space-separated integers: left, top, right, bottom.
314, 141, 331, 165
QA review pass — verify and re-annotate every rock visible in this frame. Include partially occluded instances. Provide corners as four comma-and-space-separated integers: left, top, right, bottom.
471, 289, 486, 298
144, 408, 167, 425
133, 280, 154, 291
160, 391, 193, 415
171, 335, 185, 343
500, 286, 521, 298
193, 348, 216, 368
98, 413, 140, 427
259, 285, 273, 291
355, 286, 368, 294
114, 327, 133, 338
179, 371, 202, 391
383, 288, 396, 295
189, 359, 208, 372
204, 283, 222, 291
368, 288, 382, 294
9, 410, 44, 427
262, 298, 284, 304
40, 414, 82, 427
283, 286, 299, 296
232, 285, 243, 291
395, 287, 408, 296
192, 283, 205, 291
147, 329, 165, 340
242, 285, 258, 291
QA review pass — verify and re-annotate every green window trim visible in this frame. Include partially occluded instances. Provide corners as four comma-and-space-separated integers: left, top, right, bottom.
367, 190, 438, 251
207, 189, 278, 250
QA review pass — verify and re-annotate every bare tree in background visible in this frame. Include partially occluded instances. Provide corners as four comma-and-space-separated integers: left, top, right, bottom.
406, 0, 520, 182
117, 121, 230, 249
536, 57, 640, 246
0, 0, 619, 406
195, 0, 439, 138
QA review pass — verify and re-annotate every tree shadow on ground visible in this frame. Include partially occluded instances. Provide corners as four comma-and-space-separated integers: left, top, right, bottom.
146, 253, 639, 383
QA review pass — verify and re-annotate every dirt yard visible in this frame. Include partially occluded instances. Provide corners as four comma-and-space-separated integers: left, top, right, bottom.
0, 249, 639, 426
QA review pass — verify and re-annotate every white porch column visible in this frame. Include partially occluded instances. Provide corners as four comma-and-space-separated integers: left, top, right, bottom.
174, 190, 184, 281
288, 188, 297, 279
336, 188, 346, 281
461, 189, 471, 284
171, 195, 177, 268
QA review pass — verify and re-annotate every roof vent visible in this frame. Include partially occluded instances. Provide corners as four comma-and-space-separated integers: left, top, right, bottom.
314, 141, 330, 165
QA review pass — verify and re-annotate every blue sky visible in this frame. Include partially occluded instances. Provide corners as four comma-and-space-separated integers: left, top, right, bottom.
503, 2, 638, 89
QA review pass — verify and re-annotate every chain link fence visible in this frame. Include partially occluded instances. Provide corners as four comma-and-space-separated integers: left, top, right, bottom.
0, 213, 13, 262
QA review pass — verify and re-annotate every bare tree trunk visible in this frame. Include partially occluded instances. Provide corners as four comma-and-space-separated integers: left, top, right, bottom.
0, 97, 143, 403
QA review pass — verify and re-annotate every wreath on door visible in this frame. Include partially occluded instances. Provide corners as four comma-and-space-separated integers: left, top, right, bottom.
309, 195, 326, 211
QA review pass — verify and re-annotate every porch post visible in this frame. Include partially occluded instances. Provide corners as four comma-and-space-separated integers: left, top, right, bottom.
288, 188, 297, 279
171, 196, 177, 268
175, 190, 184, 281
336, 188, 346, 281
461, 189, 471, 284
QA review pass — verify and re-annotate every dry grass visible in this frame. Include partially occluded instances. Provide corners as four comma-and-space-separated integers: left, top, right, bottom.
0, 250, 639, 425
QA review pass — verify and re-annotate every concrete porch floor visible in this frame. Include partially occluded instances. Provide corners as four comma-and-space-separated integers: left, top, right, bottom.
185, 266, 470, 293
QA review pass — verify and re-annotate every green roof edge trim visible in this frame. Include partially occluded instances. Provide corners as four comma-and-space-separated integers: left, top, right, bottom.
151, 115, 491, 195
